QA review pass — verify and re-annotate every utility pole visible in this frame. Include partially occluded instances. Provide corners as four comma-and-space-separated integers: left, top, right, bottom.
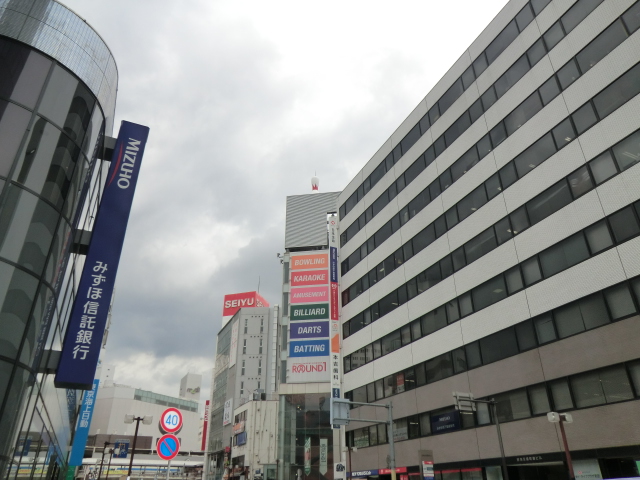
453, 392, 509, 480
330, 398, 395, 480
97, 442, 111, 480
105, 446, 120, 480
124, 415, 153, 480
548, 412, 575, 480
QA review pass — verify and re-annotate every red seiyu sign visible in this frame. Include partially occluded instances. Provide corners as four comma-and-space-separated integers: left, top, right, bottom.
222, 291, 269, 318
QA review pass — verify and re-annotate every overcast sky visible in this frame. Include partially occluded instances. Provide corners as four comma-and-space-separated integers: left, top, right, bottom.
60, 0, 508, 409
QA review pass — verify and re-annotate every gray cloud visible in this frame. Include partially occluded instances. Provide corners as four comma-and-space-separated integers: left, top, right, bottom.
61, 0, 508, 404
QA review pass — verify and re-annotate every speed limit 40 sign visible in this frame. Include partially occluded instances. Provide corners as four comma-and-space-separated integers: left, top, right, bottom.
160, 407, 183, 433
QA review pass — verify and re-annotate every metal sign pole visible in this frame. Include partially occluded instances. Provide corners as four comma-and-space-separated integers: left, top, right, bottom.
454, 392, 509, 480
387, 404, 396, 480
558, 420, 575, 480
490, 401, 509, 480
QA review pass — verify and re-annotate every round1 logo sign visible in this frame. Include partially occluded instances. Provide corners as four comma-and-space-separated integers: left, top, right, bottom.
160, 407, 183, 433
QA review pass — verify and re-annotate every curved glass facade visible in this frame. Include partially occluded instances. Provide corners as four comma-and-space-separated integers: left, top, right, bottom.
0, 0, 118, 133
0, 2, 117, 478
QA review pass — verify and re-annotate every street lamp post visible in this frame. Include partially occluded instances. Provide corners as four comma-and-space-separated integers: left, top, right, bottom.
124, 415, 153, 480
453, 392, 509, 480
105, 447, 120, 480
330, 399, 395, 480
548, 412, 575, 480
98, 442, 111, 480
344, 447, 357, 476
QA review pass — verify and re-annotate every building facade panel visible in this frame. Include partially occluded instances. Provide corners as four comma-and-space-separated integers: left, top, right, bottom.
510, 189, 604, 260
445, 191, 509, 251
340, 1, 640, 477
537, 315, 640, 379
617, 236, 640, 279
525, 248, 627, 316
459, 291, 531, 344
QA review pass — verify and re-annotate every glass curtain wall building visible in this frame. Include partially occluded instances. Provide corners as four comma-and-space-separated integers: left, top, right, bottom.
339, 0, 640, 478
0, 1, 117, 479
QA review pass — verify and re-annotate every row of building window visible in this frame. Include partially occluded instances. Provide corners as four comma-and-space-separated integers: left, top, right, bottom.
343, 198, 640, 373
345, 275, 640, 409
243, 318, 264, 333
241, 339, 263, 354
338, 0, 556, 220
339, 0, 618, 241
342, 118, 640, 316
346, 359, 640, 448
342, 63, 640, 334
240, 359, 262, 376
341, 4, 640, 273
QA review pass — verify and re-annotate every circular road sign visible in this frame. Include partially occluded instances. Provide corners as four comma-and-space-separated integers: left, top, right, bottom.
160, 407, 183, 434
157, 434, 180, 461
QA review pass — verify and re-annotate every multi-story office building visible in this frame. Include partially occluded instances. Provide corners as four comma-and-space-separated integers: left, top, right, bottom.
278, 192, 341, 480
207, 302, 278, 480
338, 0, 640, 478
0, 1, 117, 478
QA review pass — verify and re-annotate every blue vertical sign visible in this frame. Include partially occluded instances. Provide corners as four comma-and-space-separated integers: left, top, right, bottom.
69, 379, 100, 465
55, 121, 150, 390
114, 440, 129, 458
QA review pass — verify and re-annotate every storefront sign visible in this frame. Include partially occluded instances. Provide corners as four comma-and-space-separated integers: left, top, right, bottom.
328, 215, 341, 391
290, 321, 329, 339
287, 357, 328, 383
114, 440, 129, 458
55, 122, 149, 390
291, 254, 328, 270
290, 339, 329, 357
233, 420, 245, 434
229, 320, 239, 367
350, 471, 378, 477
320, 438, 328, 474
201, 400, 210, 451
573, 459, 603, 480
69, 379, 100, 465
222, 291, 269, 326
291, 270, 329, 286
431, 411, 461, 434
380, 468, 407, 474
421, 461, 434, 480
304, 437, 311, 475
512, 453, 558, 464
290, 304, 329, 321
290, 286, 329, 304
223, 399, 233, 426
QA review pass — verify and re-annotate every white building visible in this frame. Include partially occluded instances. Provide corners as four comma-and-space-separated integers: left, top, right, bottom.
181, 373, 203, 402
229, 399, 279, 480
90, 382, 202, 451
338, 0, 640, 478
